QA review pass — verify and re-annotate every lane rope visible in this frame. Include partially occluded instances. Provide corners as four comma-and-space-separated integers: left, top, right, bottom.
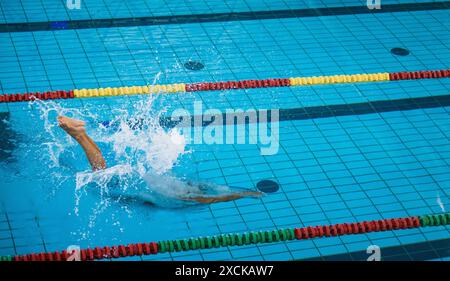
0, 69, 449, 103
2, 213, 448, 261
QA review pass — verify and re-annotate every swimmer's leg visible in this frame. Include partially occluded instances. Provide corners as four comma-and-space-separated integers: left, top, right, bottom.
58, 115, 106, 171
180, 191, 263, 204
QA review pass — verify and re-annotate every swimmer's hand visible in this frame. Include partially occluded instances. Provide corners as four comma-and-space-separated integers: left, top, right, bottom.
58, 115, 86, 139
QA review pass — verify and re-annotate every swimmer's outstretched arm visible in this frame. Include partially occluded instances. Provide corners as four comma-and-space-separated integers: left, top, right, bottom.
58, 116, 106, 171
181, 191, 263, 204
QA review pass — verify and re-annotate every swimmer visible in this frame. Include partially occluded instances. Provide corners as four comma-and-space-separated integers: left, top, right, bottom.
57, 115, 262, 204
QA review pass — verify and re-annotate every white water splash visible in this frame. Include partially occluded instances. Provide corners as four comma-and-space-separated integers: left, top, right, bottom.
100, 95, 187, 176
28, 73, 195, 218
23, 72, 247, 237
437, 193, 446, 212
25, 98, 98, 195
74, 164, 134, 216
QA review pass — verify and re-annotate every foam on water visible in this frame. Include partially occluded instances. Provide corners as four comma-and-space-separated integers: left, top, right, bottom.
437, 193, 446, 212
25, 74, 206, 220
28, 98, 95, 195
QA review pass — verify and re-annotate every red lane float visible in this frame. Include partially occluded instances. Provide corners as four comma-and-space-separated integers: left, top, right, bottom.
13, 242, 158, 262
293, 217, 420, 239
0, 90, 74, 103
185, 78, 291, 92
389, 69, 450, 81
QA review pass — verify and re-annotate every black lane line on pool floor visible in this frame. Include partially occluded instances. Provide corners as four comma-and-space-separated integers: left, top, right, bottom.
299, 237, 450, 261
159, 94, 450, 128
1, 2, 450, 33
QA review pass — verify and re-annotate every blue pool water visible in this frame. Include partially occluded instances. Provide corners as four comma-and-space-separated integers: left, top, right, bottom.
0, 0, 449, 261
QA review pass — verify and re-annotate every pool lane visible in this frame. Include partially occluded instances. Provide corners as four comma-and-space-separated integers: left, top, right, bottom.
1, 1, 450, 33
1, 104, 449, 260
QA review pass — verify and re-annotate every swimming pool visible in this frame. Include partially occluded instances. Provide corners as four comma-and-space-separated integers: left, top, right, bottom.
0, 0, 449, 261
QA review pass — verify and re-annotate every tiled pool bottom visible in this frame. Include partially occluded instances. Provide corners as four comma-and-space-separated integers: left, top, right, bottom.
1, 211, 449, 261
0, 103, 449, 261
0, 0, 449, 262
